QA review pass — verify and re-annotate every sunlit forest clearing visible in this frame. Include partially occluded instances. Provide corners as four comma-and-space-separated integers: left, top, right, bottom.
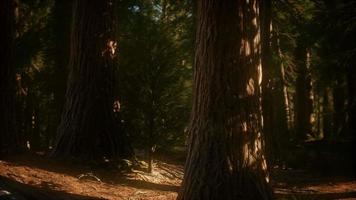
0, 0, 355, 200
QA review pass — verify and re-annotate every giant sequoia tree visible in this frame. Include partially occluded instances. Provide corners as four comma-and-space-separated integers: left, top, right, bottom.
178, 0, 273, 199
0, 0, 19, 154
51, 0, 132, 160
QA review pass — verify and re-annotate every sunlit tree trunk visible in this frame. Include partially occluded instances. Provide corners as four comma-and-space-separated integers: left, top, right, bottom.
178, 1, 273, 199
0, 0, 20, 154
261, 0, 289, 165
294, 41, 312, 141
51, 0, 132, 160
261, 0, 274, 165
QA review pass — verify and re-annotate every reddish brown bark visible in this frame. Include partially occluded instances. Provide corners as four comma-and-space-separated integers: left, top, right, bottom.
178, 1, 273, 199
51, 0, 132, 160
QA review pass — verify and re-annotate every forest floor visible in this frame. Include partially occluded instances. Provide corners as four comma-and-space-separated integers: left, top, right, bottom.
0, 152, 355, 200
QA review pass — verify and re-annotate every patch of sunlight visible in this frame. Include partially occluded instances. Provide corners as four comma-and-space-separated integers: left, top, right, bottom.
254, 31, 260, 54
0, 190, 11, 196
227, 157, 233, 172
243, 143, 257, 167
310, 114, 315, 124
262, 155, 269, 183
113, 100, 120, 112
252, 17, 258, 28
245, 40, 251, 56
254, 132, 262, 155
242, 121, 248, 132
101, 39, 117, 58
107, 40, 117, 56
258, 62, 263, 85
246, 78, 255, 95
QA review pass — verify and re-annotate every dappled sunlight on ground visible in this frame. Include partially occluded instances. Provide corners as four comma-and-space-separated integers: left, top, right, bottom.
0, 154, 181, 200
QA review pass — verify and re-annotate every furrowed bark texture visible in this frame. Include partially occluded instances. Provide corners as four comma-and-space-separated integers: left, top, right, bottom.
178, 0, 273, 199
52, 0, 132, 160
0, 0, 20, 154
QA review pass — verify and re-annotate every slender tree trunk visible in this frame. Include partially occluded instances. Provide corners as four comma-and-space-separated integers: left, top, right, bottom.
51, 0, 132, 160
332, 80, 346, 137
147, 112, 154, 173
315, 90, 322, 138
261, 0, 289, 165
275, 32, 292, 132
50, 0, 72, 148
261, 0, 274, 166
347, 70, 356, 134
0, 0, 20, 154
294, 42, 312, 141
29, 100, 41, 150
322, 87, 333, 139
178, 1, 273, 199
346, 63, 356, 171
14, 73, 27, 148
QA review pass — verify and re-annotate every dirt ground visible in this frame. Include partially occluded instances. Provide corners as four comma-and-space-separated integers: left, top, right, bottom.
0, 153, 355, 200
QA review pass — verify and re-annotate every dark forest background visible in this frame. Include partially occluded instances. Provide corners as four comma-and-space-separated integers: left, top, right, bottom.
0, 0, 355, 199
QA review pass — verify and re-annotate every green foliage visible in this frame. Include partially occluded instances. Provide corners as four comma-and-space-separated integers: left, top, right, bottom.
14, 0, 54, 149
271, 0, 355, 140
118, 0, 193, 150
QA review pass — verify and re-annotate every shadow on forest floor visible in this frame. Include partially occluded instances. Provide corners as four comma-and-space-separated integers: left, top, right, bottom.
273, 168, 356, 200
0, 176, 103, 200
276, 191, 356, 200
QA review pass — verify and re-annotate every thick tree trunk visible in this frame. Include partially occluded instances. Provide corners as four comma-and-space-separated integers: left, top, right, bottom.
178, 1, 273, 199
51, 0, 132, 160
0, 0, 20, 154
294, 42, 312, 141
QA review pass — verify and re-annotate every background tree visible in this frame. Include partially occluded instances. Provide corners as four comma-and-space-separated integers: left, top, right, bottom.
51, 0, 132, 160
178, 0, 273, 199
13, 0, 53, 151
45, 0, 71, 148
261, 0, 289, 165
0, 0, 19, 154
268, 0, 355, 172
